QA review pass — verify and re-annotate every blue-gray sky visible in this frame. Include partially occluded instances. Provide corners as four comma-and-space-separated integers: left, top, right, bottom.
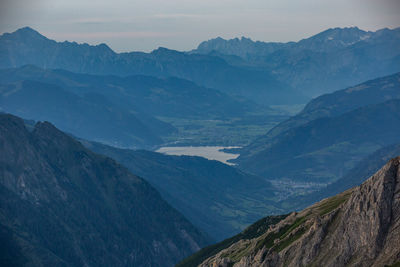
1, 0, 399, 52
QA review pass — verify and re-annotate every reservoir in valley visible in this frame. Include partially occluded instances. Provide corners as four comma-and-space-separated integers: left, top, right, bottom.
156, 146, 241, 165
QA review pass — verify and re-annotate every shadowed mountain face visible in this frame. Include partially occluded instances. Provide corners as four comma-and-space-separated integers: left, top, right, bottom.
239, 99, 400, 183
194, 27, 400, 96
0, 65, 263, 119
0, 114, 208, 267
193, 157, 400, 267
240, 72, 400, 157
236, 73, 400, 183
0, 65, 285, 149
82, 141, 280, 242
0, 79, 174, 148
0, 27, 305, 105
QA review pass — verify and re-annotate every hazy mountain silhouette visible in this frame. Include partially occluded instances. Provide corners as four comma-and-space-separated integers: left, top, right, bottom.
0, 79, 174, 148
0, 27, 305, 105
236, 73, 400, 183
194, 27, 400, 96
0, 65, 264, 120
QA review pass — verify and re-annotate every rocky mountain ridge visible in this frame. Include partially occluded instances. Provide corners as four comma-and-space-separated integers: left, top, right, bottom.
195, 27, 374, 58
194, 27, 400, 96
197, 156, 400, 267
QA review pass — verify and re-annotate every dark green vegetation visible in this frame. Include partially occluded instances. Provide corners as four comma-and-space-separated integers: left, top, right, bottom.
236, 73, 400, 183
253, 216, 307, 252
386, 262, 400, 267
316, 191, 352, 216
159, 114, 287, 146
218, 189, 352, 265
83, 141, 282, 241
176, 215, 287, 267
0, 114, 208, 267
195, 27, 400, 96
198, 215, 311, 265
0, 27, 306, 105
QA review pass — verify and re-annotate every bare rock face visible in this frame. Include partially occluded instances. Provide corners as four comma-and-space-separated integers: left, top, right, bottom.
200, 157, 400, 267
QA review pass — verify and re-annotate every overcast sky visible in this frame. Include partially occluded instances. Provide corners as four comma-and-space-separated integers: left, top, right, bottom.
0, 0, 399, 52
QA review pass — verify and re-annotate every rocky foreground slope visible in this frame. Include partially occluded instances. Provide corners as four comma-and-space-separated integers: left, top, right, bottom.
197, 157, 400, 267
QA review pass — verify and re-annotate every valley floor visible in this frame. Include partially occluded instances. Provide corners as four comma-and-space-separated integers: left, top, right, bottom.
158, 113, 290, 147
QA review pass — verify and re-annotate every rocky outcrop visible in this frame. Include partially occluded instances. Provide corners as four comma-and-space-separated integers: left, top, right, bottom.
200, 157, 400, 267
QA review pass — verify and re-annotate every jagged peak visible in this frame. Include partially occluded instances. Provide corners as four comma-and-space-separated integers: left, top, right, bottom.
15, 26, 41, 34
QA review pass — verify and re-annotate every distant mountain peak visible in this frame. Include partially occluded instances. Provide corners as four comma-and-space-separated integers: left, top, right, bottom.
7, 26, 48, 40
306, 26, 369, 41
15, 26, 40, 34
151, 46, 182, 56
95, 42, 114, 53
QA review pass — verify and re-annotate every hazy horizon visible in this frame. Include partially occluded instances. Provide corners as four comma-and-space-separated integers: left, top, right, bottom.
1, 0, 400, 52
4, 24, 400, 54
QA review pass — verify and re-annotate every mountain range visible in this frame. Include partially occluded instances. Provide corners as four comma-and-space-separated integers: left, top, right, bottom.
194, 27, 400, 96
0, 65, 273, 148
1, 26, 399, 104
195, 27, 382, 58
0, 27, 304, 105
1, 24, 400, 267
236, 73, 400, 183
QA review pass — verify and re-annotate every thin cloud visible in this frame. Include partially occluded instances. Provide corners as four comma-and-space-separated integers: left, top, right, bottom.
152, 13, 204, 19
44, 31, 182, 40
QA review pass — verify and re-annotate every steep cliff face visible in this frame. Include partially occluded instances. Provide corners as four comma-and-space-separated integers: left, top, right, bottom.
0, 114, 208, 267
199, 157, 400, 267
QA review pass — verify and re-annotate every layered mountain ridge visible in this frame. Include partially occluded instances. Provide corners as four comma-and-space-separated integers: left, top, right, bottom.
83, 141, 279, 241
194, 27, 400, 96
195, 27, 377, 58
191, 157, 400, 267
0, 65, 274, 148
236, 72, 400, 183
0, 27, 303, 105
